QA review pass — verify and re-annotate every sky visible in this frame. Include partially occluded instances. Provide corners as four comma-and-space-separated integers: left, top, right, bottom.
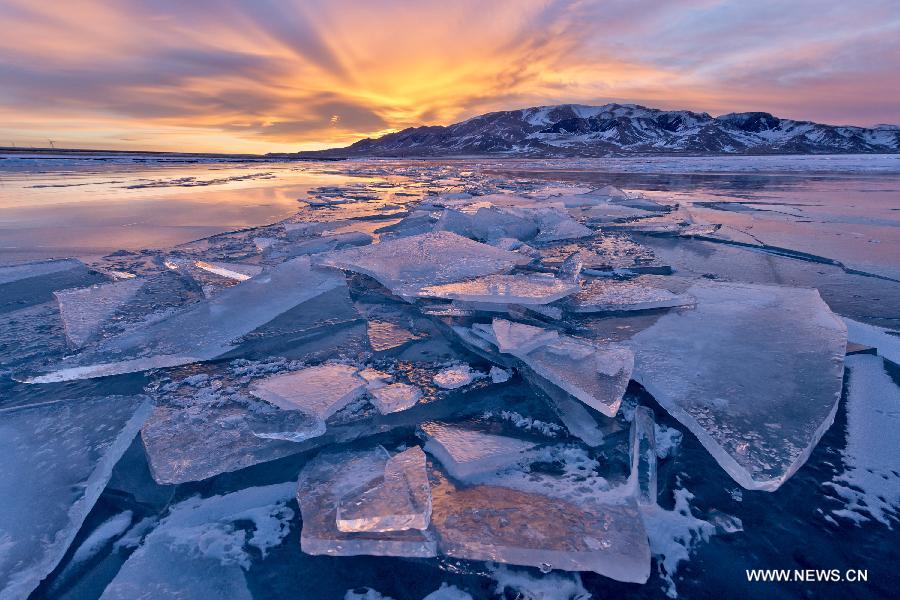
1, 0, 898, 153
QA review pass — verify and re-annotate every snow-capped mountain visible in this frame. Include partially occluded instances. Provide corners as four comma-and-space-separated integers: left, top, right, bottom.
306, 103, 900, 157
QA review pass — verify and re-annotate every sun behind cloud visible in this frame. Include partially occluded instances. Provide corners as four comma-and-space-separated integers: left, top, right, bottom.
0, 0, 897, 152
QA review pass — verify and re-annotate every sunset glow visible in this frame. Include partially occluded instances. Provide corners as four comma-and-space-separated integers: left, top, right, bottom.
1, 0, 898, 153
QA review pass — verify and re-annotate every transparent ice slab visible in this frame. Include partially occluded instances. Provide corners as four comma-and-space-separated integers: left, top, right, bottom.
336, 447, 432, 533
420, 422, 536, 482
193, 261, 263, 281
0, 395, 152, 600
518, 337, 634, 417
24, 257, 345, 383
430, 466, 650, 582
100, 483, 295, 600
567, 278, 694, 313
250, 364, 366, 419
490, 318, 560, 355
297, 448, 437, 557
54, 278, 146, 347
435, 207, 538, 242
416, 273, 577, 305
316, 231, 529, 298
628, 281, 847, 491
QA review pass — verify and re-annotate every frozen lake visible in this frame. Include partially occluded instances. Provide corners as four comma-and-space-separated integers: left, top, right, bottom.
0, 153, 898, 599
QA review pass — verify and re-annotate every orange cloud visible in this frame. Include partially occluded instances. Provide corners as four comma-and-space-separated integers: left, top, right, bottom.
0, 0, 897, 152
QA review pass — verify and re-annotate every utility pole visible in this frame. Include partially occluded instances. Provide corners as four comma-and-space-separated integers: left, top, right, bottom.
48, 139, 55, 149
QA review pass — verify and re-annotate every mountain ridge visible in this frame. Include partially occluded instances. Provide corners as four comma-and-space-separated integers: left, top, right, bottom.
299, 103, 900, 157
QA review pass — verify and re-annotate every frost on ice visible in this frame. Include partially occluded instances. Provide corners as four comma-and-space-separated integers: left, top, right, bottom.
101, 483, 295, 599
0, 395, 152, 600
629, 281, 847, 491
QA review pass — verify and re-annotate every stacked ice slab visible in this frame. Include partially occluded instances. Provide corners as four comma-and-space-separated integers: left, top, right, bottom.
296, 433, 651, 583
465, 318, 634, 418
297, 447, 436, 557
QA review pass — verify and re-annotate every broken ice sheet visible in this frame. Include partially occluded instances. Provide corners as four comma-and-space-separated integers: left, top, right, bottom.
54, 278, 146, 347
416, 273, 577, 305
628, 280, 847, 491
316, 231, 529, 298
0, 395, 152, 600
420, 422, 536, 482
567, 277, 694, 313
250, 363, 366, 419
429, 458, 650, 583
0, 258, 106, 314
369, 382, 422, 414
337, 447, 432, 533
518, 336, 634, 417
297, 448, 437, 557
24, 256, 345, 383
100, 483, 295, 600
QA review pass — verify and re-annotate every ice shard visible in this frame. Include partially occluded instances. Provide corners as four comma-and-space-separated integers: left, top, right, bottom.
420, 422, 536, 482
316, 231, 529, 298
629, 407, 658, 506
518, 337, 634, 417
336, 447, 432, 533
0, 395, 152, 600
367, 320, 419, 351
567, 278, 694, 313
24, 257, 345, 383
297, 449, 437, 557
369, 383, 422, 414
54, 278, 146, 347
193, 261, 263, 281
628, 281, 847, 491
250, 364, 366, 419
100, 483, 295, 600
417, 273, 577, 305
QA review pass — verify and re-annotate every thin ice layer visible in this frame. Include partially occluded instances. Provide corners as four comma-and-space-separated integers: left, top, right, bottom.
100, 483, 295, 600
420, 422, 536, 482
54, 278, 146, 347
316, 231, 529, 297
417, 273, 577, 305
337, 447, 432, 533
0, 395, 152, 600
568, 278, 693, 313
628, 281, 847, 491
519, 337, 634, 417
297, 449, 437, 557
25, 257, 345, 383
250, 364, 366, 419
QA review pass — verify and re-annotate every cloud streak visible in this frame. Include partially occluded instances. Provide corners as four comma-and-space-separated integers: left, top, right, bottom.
0, 0, 897, 152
